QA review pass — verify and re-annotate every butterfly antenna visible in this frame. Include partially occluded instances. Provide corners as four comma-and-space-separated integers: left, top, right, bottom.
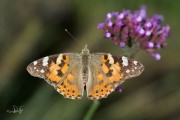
65, 29, 85, 46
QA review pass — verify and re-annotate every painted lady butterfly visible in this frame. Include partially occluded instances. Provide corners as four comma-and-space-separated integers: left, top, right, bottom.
27, 45, 144, 100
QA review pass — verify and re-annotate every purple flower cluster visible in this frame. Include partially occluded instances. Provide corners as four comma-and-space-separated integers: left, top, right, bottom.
97, 6, 170, 60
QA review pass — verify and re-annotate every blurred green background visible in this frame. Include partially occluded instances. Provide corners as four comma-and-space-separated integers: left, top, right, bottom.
0, 0, 180, 120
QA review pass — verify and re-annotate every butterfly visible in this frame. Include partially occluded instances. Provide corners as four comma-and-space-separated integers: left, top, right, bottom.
27, 45, 144, 100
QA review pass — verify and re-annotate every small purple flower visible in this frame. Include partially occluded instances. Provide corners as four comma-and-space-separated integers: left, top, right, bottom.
97, 6, 170, 60
105, 32, 111, 38
115, 86, 123, 93
119, 42, 126, 47
148, 42, 154, 48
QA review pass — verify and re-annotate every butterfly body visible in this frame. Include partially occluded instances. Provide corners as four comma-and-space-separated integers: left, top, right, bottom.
27, 45, 144, 100
81, 45, 90, 84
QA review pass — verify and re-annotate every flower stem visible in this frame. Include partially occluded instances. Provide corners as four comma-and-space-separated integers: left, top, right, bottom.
83, 100, 100, 120
123, 43, 140, 58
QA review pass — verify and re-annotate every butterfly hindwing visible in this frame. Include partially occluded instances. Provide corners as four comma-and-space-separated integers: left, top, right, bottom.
27, 53, 84, 99
86, 53, 118, 100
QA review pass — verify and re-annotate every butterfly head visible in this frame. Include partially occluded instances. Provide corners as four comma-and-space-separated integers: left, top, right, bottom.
81, 44, 90, 55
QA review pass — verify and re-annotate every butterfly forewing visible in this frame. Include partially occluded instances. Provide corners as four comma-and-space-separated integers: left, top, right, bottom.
27, 54, 58, 80
27, 53, 84, 99
114, 56, 144, 81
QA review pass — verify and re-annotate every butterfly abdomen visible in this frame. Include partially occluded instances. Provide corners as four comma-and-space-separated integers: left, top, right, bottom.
81, 54, 89, 84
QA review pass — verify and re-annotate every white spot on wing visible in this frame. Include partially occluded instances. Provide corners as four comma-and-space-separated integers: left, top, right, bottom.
33, 61, 37, 65
126, 69, 130, 73
34, 67, 36, 69
40, 69, 45, 73
108, 54, 114, 64
122, 56, 128, 66
132, 69, 134, 72
52, 84, 56, 88
43, 57, 49, 66
57, 89, 60, 92
56, 54, 63, 64
133, 61, 138, 65
71, 97, 75, 100
135, 67, 137, 69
